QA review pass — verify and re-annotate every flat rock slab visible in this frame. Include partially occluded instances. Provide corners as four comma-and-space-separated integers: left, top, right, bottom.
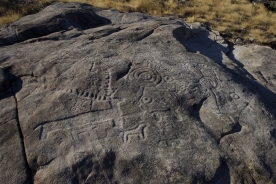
0, 2, 276, 184
232, 45, 276, 94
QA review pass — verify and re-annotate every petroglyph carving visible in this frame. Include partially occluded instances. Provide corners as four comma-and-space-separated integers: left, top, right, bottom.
229, 92, 240, 99
139, 89, 177, 112
141, 96, 152, 104
195, 67, 225, 113
163, 75, 174, 82
84, 69, 111, 100
123, 124, 146, 142
57, 60, 113, 103
71, 99, 92, 112
128, 67, 162, 87
39, 119, 115, 141
199, 77, 218, 89
197, 63, 213, 70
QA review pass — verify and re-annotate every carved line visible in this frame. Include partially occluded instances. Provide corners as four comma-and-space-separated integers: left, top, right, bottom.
123, 124, 146, 142
60, 87, 112, 101
37, 119, 114, 140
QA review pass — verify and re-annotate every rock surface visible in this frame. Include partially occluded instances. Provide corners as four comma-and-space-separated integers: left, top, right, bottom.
231, 45, 276, 93
0, 2, 276, 184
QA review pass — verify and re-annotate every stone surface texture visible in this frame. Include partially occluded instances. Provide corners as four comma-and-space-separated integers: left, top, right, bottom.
232, 45, 276, 93
0, 2, 276, 184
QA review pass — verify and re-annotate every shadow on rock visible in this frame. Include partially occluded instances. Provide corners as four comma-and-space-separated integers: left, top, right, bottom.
173, 25, 276, 115
227, 45, 276, 110
0, 66, 22, 100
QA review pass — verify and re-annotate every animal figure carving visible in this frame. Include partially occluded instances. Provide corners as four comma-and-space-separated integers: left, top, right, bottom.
123, 124, 146, 142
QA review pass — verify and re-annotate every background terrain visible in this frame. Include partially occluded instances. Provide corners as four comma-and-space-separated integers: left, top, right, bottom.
0, 0, 276, 47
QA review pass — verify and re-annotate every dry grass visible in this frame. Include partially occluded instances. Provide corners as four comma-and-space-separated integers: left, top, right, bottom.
0, 0, 53, 25
0, 10, 20, 25
0, 0, 276, 45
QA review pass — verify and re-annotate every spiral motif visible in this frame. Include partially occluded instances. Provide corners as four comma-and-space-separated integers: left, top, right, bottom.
129, 68, 161, 87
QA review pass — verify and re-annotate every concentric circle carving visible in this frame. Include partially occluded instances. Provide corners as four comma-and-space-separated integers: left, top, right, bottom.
129, 67, 162, 87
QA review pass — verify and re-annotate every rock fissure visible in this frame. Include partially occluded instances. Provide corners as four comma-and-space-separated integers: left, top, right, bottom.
7, 76, 33, 183
135, 29, 155, 41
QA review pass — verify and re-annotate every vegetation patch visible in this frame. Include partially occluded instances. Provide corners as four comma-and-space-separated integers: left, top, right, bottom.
0, 0, 276, 46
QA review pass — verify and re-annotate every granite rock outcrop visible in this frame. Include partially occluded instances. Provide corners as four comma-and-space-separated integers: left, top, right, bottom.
0, 2, 276, 184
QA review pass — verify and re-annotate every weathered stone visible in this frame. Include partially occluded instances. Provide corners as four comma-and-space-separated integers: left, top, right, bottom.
232, 45, 276, 94
0, 2, 276, 184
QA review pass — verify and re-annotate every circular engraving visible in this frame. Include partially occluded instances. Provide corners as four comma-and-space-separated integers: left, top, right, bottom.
141, 97, 152, 104
129, 68, 162, 87
163, 75, 174, 82
154, 98, 160, 103
71, 107, 78, 112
